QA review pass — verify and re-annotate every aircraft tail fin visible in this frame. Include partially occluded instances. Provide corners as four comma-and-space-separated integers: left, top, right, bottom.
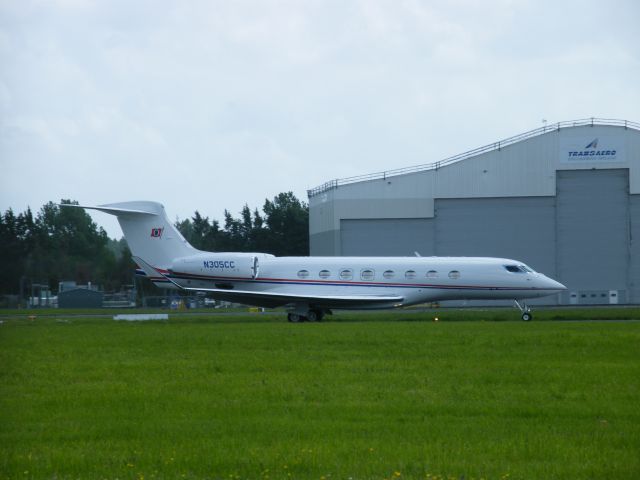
64, 201, 197, 269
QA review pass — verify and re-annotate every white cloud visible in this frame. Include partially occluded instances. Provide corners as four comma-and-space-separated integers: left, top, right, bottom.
1, 0, 639, 237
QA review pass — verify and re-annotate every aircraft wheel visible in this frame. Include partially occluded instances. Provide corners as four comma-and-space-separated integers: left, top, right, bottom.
521, 312, 532, 322
288, 313, 303, 323
307, 310, 320, 322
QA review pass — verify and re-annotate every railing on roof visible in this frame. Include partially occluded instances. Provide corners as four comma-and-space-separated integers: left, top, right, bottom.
307, 117, 640, 198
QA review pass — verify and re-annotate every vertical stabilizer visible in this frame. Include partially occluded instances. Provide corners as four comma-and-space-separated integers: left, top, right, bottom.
65, 201, 197, 269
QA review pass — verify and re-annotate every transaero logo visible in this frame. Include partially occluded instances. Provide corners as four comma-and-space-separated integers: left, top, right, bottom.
567, 138, 617, 159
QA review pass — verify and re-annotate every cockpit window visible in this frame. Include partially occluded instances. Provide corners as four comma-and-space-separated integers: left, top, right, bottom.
504, 265, 527, 273
520, 264, 535, 273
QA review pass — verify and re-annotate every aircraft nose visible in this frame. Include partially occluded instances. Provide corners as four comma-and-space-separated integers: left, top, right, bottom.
542, 276, 566, 291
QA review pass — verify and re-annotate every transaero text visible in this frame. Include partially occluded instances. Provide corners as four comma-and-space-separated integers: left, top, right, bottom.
568, 149, 616, 158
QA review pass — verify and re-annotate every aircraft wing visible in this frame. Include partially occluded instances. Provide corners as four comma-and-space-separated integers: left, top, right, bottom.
171, 284, 404, 308
133, 256, 403, 308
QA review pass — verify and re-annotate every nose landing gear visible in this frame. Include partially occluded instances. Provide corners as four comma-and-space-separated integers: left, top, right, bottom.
514, 300, 533, 321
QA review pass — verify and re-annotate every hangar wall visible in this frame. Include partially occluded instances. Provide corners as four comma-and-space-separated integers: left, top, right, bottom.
341, 218, 435, 256
308, 119, 640, 305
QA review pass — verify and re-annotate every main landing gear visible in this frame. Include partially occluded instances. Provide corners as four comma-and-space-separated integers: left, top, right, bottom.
287, 308, 326, 323
514, 300, 533, 321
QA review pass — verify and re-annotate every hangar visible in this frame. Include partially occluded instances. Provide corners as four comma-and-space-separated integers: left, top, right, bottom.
307, 118, 640, 305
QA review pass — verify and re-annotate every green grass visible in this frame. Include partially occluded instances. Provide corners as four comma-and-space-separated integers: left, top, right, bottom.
4, 306, 640, 321
338, 306, 640, 322
0, 307, 255, 316
1, 314, 639, 479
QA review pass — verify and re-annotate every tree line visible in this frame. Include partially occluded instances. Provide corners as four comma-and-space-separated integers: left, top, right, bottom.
176, 192, 308, 256
0, 193, 308, 295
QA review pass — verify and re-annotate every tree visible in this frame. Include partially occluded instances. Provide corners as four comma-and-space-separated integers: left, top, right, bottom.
0, 193, 309, 296
0, 200, 133, 295
0, 209, 27, 293
262, 192, 309, 256
174, 192, 308, 256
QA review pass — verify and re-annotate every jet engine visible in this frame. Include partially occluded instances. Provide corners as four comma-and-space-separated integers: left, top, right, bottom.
170, 253, 259, 279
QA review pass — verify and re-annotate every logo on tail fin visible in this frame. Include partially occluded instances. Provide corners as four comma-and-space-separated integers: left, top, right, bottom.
585, 138, 598, 149
150, 227, 164, 238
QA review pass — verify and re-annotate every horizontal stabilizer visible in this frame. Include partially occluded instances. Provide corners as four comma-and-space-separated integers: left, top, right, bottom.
60, 204, 157, 216
132, 256, 168, 282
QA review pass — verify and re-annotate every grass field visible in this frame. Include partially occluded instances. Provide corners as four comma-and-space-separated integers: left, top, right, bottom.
4, 305, 640, 321
1, 312, 639, 479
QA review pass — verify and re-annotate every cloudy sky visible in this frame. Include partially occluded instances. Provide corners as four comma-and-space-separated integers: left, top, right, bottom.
1, 0, 638, 237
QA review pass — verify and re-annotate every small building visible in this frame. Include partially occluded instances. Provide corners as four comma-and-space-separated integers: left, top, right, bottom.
57, 287, 103, 308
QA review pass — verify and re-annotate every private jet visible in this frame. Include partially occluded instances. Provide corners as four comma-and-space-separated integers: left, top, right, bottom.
66, 201, 566, 321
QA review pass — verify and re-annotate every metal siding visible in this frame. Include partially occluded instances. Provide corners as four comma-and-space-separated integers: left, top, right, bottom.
434, 132, 558, 199
335, 198, 434, 220
310, 230, 340, 256
434, 197, 556, 277
629, 194, 640, 302
340, 218, 435, 256
630, 130, 640, 194
556, 169, 629, 296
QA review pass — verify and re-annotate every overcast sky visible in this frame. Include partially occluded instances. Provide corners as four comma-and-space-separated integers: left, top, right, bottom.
1, 0, 639, 238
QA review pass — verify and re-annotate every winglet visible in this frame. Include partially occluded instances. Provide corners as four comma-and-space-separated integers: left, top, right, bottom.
59, 203, 158, 216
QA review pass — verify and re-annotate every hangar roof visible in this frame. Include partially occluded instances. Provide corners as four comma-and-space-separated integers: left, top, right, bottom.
307, 118, 640, 199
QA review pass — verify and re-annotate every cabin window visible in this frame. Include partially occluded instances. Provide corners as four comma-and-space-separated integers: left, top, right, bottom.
361, 269, 375, 281
339, 269, 353, 280
405, 270, 416, 280
383, 270, 395, 279
297, 269, 309, 279
319, 270, 331, 279
426, 270, 438, 278
448, 270, 461, 279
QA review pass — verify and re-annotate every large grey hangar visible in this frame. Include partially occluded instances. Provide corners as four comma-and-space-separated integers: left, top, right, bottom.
307, 118, 640, 305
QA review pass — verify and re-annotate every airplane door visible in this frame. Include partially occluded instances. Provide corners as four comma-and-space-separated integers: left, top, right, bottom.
609, 290, 618, 305
252, 256, 259, 279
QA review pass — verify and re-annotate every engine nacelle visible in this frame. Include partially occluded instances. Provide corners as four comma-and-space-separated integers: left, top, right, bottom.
170, 253, 259, 279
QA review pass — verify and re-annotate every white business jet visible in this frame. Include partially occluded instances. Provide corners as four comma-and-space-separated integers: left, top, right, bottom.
68, 201, 566, 321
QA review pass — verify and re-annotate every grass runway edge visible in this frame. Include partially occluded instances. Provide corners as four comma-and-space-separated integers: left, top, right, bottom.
1, 312, 639, 479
